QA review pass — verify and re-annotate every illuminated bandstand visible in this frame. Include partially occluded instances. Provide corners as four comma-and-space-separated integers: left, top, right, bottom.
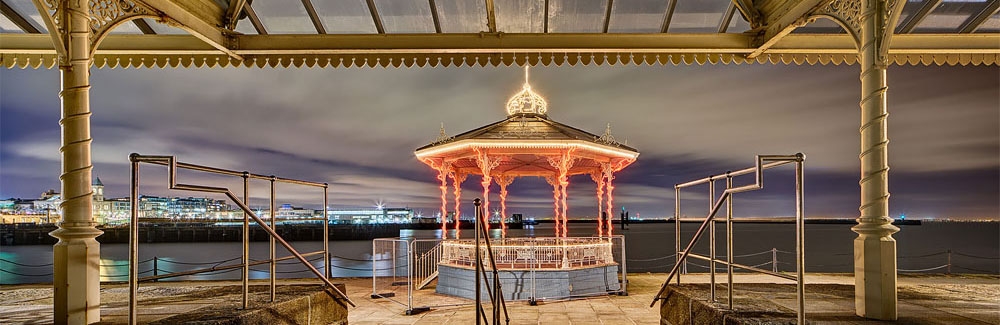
415, 67, 640, 239
415, 67, 639, 300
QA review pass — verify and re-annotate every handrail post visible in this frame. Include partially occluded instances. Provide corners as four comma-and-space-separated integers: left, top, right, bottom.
241, 172, 249, 310
152, 257, 158, 282
674, 186, 681, 284
128, 156, 139, 325
324, 184, 331, 279
269, 177, 276, 302
795, 158, 805, 324
474, 199, 482, 325
709, 180, 716, 302
620, 235, 628, 295
726, 173, 733, 310
407, 239, 414, 313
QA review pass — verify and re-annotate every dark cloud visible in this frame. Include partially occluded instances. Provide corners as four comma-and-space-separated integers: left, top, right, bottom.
1, 63, 997, 220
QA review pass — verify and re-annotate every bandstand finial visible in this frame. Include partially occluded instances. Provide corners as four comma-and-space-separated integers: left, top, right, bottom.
506, 65, 548, 116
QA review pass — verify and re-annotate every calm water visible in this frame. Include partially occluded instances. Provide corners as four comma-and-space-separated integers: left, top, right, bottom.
1, 222, 997, 285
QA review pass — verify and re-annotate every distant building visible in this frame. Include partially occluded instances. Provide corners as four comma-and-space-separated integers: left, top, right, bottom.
327, 207, 414, 224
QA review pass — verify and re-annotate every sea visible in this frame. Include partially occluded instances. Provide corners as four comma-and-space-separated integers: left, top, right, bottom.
1, 222, 997, 285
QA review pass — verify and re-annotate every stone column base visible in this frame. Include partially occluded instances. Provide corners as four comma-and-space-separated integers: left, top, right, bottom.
853, 235, 897, 320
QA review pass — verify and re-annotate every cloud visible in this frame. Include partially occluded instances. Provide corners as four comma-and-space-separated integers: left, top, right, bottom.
1, 64, 996, 219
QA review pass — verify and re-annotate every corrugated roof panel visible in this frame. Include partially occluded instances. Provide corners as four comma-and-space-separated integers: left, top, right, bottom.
548, 0, 608, 33
373, 0, 436, 33
313, 0, 377, 34
495, 0, 546, 33
608, 0, 669, 33
6, 0, 46, 33
435, 0, 488, 33
252, 0, 316, 34
668, 0, 729, 33
915, 0, 990, 33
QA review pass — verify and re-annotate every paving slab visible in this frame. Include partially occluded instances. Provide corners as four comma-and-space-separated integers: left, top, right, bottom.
1, 274, 996, 324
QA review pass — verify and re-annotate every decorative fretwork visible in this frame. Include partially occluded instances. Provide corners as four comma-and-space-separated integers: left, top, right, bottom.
813, 0, 905, 66
595, 123, 622, 147
814, 0, 862, 38
90, 0, 152, 38
432, 122, 454, 145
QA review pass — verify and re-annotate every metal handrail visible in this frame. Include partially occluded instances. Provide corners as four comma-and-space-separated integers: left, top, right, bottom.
128, 154, 353, 325
473, 198, 510, 325
653, 153, 805, 325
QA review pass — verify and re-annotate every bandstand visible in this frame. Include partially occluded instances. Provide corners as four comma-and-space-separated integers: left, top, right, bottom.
414, 68, 638, 300
414, 67, 640, 239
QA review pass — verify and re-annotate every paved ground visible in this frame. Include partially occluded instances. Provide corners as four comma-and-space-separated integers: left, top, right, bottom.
1, 273, 997, 324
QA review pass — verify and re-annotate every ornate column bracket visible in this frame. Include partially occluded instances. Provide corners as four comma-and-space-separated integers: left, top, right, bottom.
32, 0, 241, 62
811, 0, 905, 67
34, 0, 160, 61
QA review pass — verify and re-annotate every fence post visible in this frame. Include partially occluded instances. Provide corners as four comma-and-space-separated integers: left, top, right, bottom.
152, 257, 158, 282
947, 250, 952, 275
772, 248, 778, 273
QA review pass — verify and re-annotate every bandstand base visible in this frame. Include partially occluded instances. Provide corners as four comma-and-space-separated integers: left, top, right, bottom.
436, 264, 620, 301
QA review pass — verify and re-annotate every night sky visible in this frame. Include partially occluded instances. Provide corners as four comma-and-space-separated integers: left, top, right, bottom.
1, 63, 997, 220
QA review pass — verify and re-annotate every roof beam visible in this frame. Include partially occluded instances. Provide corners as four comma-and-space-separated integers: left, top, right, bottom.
603, 0, 614, 33
660, 0, 678, 33
730, 0, 760, 28
747, 0, 825, 59
4, 33, 992, 55
719, 2, 737, 33
243, 4, 267, 35
428, 0, 442, 33
485, 0, 497, 33
224, 0, 247, 30
365, 0, 385, 34
133, 19, 156, 35
897, 0, 942, 34
1, 0, 40, 33
139, 0, 240, 59
301, 0, 326, 34
3, 34, 997, 58
544, 0, 550, 33
959, 0, 1000, 33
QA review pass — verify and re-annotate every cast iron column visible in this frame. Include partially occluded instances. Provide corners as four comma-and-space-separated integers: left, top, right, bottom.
853, 0, 899, 320
50, 0, 102, 323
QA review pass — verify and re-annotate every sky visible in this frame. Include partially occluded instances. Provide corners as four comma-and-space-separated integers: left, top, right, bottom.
1, 63, 997, 220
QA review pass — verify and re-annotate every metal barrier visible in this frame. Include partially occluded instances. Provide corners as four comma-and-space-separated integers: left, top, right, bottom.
652, 153, 806, 324
128, 154, 354, 325
371, 237, 445, 314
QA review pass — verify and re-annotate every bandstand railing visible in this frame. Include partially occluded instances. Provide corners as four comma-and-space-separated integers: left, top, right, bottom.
128, 154, 354, 325
651, 153, 806, 324
440, 238, 616, 269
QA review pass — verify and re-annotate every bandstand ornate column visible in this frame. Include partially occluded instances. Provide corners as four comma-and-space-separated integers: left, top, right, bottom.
815, 0, 904, 320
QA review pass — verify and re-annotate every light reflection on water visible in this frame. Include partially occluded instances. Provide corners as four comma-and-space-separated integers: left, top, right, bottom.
1, 222, 997, 284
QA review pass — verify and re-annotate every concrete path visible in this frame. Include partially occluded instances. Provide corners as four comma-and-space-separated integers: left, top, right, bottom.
1, 273, 996, 324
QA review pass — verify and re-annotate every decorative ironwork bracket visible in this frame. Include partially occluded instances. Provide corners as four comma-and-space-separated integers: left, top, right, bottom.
811, 0, 906, 67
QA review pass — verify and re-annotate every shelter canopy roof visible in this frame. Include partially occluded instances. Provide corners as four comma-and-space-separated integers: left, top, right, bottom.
1, 0, 998, 68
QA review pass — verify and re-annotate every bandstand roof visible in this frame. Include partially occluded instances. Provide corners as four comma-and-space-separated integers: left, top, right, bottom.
1, 0, 997, 69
